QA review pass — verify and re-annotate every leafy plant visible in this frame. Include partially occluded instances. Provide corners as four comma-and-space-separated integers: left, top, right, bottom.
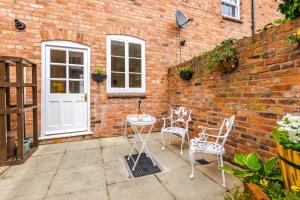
224, 188, 251, 200
276, 0, 300, 20
200, 38, 239, 74
273, 114, 300, 152
220, 152, 282, 185
258, 19, 289, 32
179, 65, 193, 80
261, 181, 300, 200
287, 28, 300, 46
94, 67, 105, 75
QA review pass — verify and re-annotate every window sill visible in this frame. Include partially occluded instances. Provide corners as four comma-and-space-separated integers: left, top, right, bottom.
222, 16, 243, 23
107, 93, 146, 98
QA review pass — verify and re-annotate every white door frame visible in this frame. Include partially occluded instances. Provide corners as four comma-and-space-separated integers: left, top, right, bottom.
40, 40, 91, 139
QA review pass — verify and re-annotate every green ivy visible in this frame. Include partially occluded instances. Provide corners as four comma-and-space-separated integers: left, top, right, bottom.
276, 0, 300, 20
179, 65, 193, 74
200, 38, 239, 74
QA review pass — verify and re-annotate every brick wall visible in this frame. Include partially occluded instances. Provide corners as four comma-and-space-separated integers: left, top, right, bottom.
0, 0, 281, 140
168, 18, 300, 160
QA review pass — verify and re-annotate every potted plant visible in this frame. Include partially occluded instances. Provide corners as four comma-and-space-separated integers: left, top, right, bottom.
201, 38, 239, 74
179, 65, 193, 80
220, 152, 282, 200
273, 114, 300, 190
91, 67, 107, 82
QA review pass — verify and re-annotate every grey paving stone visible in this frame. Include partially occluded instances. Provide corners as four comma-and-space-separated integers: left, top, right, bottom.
47, 164, 106, 197
32, 143, 68, 156
103, 159, 131, 184
101, 144, 135, 163
2, 153, 62, 178
67, 139, 100, 151
59, 148, 102, 169
0, 172, 53, 200
157, 166, 225, 200
99, 136, 130, 148
108, 175, 173, 200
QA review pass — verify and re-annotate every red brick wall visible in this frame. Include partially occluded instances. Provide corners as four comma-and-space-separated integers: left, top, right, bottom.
0, 0, 281, 140
168, 18, 300, 160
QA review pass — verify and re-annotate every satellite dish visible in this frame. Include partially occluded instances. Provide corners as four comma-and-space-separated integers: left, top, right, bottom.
176, 10, 193, 28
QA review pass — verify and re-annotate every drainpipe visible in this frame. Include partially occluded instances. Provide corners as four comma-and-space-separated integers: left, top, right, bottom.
251, 0, 256, 35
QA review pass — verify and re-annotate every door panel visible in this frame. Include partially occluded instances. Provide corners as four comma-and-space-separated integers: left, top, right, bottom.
45, 46, 88, 135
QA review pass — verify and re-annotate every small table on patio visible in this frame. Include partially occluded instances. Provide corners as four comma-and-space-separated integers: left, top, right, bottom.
126, 114, 157, 171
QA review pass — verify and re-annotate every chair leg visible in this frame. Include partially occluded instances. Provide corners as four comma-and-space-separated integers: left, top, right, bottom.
161, 131, 165, 150
189, 151, 195, 179
180, 136, 184, 154
220, 155, 226, 187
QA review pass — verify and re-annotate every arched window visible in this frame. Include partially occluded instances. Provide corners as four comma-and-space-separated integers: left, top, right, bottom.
106, 35, 146, 94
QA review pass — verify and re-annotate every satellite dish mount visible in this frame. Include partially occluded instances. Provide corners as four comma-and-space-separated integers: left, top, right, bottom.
176, 10, 193, 61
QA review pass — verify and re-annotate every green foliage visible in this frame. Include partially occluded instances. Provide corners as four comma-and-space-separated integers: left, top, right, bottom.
220, 153, 282, 185
224, 189, 251, 200
257, 19, 289, 32
200, 38, 239, 74
276, 0, 300, 20
273, 129, 300, 151
179, 65, 193, 74
94, 67, 105, 75
261, 181, 300, 200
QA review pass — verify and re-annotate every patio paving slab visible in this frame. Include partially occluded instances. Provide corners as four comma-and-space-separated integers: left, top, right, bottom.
100, 136, 130, 148
59, 148, 102, 169
44, 187, 109, 200
0, 172, 53, 200
153, 148, 189, 171
156, 166, 225, 200
67, 139, 100, 151
47, 164, 106, 197
107, 175, 174, 200
103, 159, 131, 184
32, 143, 67, 156
101, 144, 135, 163
2, 153, 63, 178
133, 139, 164, 153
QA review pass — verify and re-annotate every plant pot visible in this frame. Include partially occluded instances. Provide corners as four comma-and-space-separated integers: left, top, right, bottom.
91, 73, 107, 82
220, 56, 238, 73
244, 183, 270, 200
24, 137, 30, 155
277, 144, 300, 190
180, 71, 193, 80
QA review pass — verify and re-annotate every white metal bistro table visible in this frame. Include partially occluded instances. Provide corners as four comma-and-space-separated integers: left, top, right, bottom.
126, 114, 157, 171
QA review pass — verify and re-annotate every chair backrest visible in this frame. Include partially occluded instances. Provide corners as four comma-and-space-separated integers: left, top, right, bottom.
170, 107, 192, 128
216, 115, 235, 147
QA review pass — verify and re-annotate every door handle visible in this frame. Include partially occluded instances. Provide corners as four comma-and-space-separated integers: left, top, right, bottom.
84, 93, 88, 102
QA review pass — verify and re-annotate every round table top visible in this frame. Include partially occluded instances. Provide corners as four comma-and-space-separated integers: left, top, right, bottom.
127, 114, 156, 126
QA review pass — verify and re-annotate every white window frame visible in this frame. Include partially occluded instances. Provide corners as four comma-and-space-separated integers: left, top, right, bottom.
221, 0, 240, 20
106, 35, 146, 94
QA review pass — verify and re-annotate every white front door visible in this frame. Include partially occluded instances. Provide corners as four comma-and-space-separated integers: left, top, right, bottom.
43, 43, 89, 135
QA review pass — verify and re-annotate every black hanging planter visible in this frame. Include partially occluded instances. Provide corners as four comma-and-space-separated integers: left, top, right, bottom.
180, 71, 193, 80
91, 73, 107, 82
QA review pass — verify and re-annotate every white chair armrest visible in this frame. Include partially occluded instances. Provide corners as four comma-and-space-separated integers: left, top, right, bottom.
198, 132, 225, 139
198, 126, 220, 131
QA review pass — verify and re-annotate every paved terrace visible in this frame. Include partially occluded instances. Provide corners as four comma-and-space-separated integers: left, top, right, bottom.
0, 133, 241, 200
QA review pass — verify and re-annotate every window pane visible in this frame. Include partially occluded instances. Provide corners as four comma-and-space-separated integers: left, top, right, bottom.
111, 41, 125, 56
51, 50, 66, 63
69, 51, 83, 65
111, 56, 125, 72
111, 73, 125, 88
69, 81, 84, 93
50, 65, 66, 78
50, 80, 66, 93
222, 3, 231, 16
129, 43, 141, 58
69, 66, 84, 79
129, 58, 141, 73
129, 74, 141, 88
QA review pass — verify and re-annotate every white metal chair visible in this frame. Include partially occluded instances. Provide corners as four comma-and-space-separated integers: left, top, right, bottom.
189, 115, 235, 187
161, 107, 192, 154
